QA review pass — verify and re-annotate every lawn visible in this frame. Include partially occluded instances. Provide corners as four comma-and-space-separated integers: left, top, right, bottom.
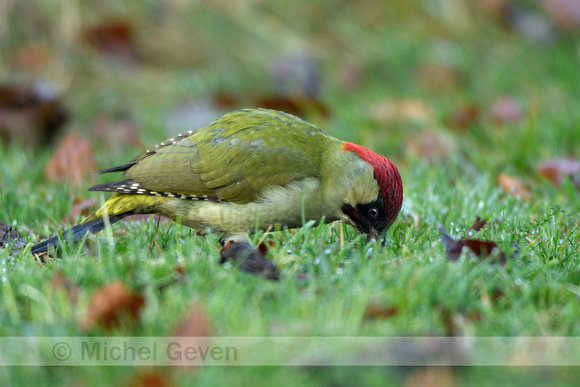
1, 1, 580, 386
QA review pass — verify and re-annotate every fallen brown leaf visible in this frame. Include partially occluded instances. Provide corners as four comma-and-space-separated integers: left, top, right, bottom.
84, 20, 139, 64
174, 304, 211, 337
0, 83, 67, 147
128, 370, 173, 387
469, 216, 488, 233
439, 223, 508, 264
364, 303, 399, 319
537, 158, 580, 188
498, 173, 532, 201
81, 281, 145, 331
44, 132, 97, 186
171, 304, 212, 370
220, 240, 279, 280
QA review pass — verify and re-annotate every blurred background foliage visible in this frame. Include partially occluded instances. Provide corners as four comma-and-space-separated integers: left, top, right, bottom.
1, 0, 579, 154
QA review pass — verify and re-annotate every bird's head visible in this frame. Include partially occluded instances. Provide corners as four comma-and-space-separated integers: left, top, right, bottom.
339, 142, 403, 243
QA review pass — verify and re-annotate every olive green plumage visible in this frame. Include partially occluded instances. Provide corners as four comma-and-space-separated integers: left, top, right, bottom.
124, 108, 327, 203
31, 108, 403, 255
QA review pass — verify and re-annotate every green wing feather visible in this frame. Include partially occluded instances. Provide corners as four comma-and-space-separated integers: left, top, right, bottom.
115, 109, 334, 204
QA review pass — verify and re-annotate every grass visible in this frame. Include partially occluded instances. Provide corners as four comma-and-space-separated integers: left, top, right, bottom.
1, 1, 580, 386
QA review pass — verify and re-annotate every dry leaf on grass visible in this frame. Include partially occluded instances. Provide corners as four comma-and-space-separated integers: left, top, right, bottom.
439, 219, 511, 264
81, 281, 145, 331
84, 20, 139, 64
128, 370, 173, 387
220, 240, 279, 280
170, 304, 212, 370
498, 173, 532, 201
174, 304, 211, 338
469, 216, 489, 233
537, 158, 580, 188
363, 303, 399, 319
0, 83, 67, 147
44, 132, 97, 186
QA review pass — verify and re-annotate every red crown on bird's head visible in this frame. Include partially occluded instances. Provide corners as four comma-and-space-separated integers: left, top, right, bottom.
341, 142, 403, 226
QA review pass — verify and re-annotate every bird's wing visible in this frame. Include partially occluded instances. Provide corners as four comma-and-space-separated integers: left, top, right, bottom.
94, 109, 333, 204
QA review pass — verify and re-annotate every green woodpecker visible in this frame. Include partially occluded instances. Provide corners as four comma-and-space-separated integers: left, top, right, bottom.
31, 109, 403, 254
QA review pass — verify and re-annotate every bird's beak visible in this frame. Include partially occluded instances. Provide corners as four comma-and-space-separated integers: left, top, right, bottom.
365, 229, 381, 244
366, 228, 387, 249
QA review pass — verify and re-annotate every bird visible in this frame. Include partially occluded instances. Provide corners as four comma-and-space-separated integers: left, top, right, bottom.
31, 108, 403, 256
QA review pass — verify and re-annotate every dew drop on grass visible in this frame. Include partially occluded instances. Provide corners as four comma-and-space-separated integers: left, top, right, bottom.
324, 248, 332, 255
428, 257, 434, 262
336, 266, 345, 275
366, 247, 373, 258
286, 249, 293, 254
514, 278, 523, 286
223, 262, 232, 270
313, 258, 320, 265
467, 230, 474, 237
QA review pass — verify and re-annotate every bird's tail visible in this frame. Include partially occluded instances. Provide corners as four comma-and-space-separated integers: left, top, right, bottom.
30, 211, 135, 254
30, 193, 155, 255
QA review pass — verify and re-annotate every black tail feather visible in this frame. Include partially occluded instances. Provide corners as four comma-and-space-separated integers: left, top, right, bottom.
96, 162, 136, 174
31, 211, 135, 255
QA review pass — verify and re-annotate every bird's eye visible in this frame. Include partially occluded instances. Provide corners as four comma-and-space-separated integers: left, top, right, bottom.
368, 208, 378, 218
